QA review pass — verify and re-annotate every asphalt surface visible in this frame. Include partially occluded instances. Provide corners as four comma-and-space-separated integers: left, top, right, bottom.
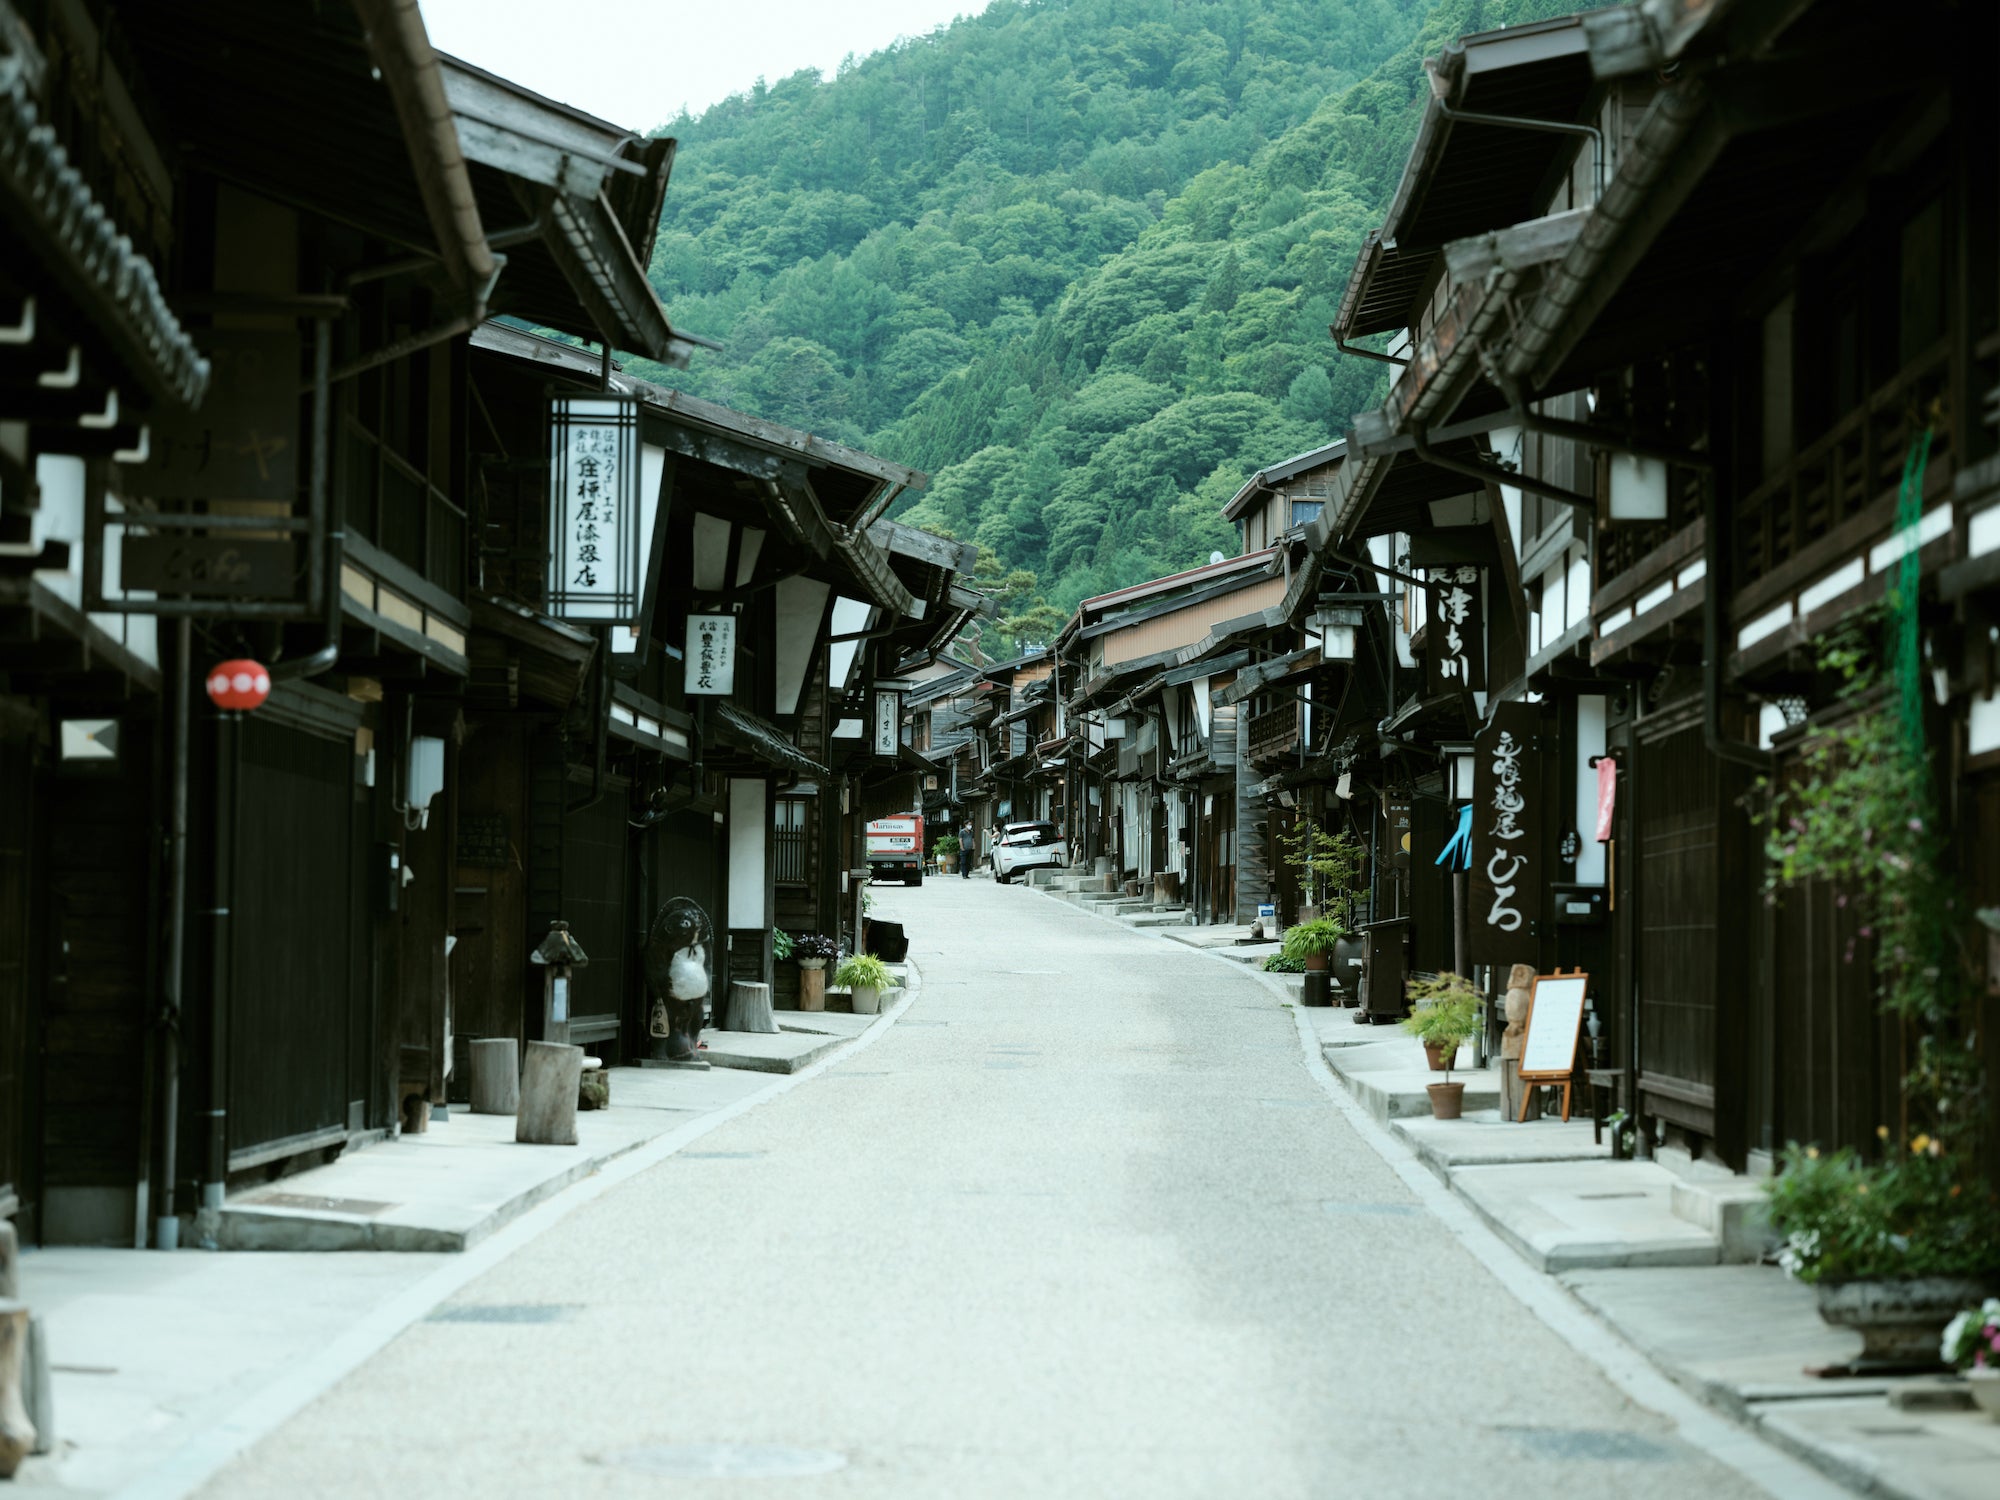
198, 877, 1768, 1498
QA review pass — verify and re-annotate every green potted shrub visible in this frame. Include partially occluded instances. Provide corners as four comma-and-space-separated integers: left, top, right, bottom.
1401, 973, 1482, 1118
835, 952, 895, 1016
1767, 1138, 2000, 1365
934, 833, 960, 874
1279, 916, 1346, 973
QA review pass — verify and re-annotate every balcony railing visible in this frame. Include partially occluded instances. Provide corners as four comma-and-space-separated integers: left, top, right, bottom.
1736, 341, 1952, 588
1245, 701, 1301, 764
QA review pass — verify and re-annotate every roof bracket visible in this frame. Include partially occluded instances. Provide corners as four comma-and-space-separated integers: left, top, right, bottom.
1408, 421, 1596, 515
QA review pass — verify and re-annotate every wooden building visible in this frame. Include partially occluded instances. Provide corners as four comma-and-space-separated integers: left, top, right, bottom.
0, 0, 974, 1253
1286, 0, 2000, 1172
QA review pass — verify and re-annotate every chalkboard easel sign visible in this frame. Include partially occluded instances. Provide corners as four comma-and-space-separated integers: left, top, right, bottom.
1516, 969, 1590, 1122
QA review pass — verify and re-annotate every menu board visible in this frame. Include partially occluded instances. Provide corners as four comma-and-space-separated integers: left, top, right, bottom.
1519, 972, 1589, 1079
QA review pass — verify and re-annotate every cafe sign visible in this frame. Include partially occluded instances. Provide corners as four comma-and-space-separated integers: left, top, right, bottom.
546, 393, 644, 621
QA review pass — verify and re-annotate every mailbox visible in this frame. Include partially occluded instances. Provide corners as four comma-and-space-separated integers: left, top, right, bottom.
1550, 883, 1608, 925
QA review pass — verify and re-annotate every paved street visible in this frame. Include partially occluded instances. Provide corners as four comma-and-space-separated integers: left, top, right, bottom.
197, 879, 1772, 1498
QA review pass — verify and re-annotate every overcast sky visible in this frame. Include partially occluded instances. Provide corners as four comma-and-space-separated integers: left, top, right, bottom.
420, 0, 978, 134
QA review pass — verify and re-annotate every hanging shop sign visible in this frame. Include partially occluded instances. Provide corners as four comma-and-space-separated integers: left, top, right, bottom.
872, 688, 902, 757
546, 393, 644, 622
1594, 755, 1618, 842
684, 613, 736, 696
1424, 566, 1484, 696
1382, 791, 1413, 872
205, 658, 271, 712
134, 330, 300, 504
1471, 701, 1540, 962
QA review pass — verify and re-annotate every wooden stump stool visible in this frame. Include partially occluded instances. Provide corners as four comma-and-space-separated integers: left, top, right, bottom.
469, 1037, 521, 1115
516, 1041, 584, 1146
725, 980, 778, 1034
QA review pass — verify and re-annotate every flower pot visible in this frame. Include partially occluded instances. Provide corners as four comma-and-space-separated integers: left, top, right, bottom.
1426, 1081, 1465, 1120
1304, 950, 1330, 973
1815, 1277, 1995, 1366
850, 983, 882, 1016
1423, 1040, 1454, 1072
1967, 1370, 2000, 1422
797, 962, 826, 1012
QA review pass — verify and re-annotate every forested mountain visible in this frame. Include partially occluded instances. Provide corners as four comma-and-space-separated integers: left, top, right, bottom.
630, 0, 1589, 638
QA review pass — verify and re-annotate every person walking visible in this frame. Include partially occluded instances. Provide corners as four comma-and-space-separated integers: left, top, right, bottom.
959, 818, 975, 879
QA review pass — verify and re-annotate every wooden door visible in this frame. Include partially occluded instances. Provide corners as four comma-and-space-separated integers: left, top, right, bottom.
1632, 703, 1752, 1158
450, 717, 528, 1094
226, 713, 359, 1168
560, 782, 630, 1055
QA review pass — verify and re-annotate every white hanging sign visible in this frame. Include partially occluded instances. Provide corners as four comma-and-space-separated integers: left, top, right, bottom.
872, 689, 901, 757
546, 394, 643, 621
685, 613, 736, 695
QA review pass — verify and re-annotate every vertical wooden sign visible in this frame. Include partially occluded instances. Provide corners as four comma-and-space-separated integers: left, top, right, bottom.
1470, 701, 1539, 964
1425, 566, 1485, 696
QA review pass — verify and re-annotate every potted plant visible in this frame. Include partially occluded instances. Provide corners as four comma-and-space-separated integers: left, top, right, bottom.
1401, 974, 1481, 1118
835, 952, 895, 1016
1941, 1296, 2000, 1420
935, 833, 960, 874
1277, 819, 1368, 996
1767, 1139, 2000, 1366
793, 933, 836, 1011
1279, 916, 1346, 973
1405, 972, 1480, 1072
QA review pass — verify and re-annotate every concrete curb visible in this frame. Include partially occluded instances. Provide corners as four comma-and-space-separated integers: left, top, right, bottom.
107, 961, 927, 1500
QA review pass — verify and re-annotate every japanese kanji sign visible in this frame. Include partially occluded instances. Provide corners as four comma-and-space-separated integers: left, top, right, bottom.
684, 613, 736, 696
1471, 701, 1540, 963
546, 393, 643, 621
872, 689, 902, 757
1424, 566, 1485, 696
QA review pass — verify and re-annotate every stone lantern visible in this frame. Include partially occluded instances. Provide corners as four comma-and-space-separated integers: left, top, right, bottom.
530, 920, 588, 1047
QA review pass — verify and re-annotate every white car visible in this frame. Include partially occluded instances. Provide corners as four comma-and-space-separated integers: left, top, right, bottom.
991, 821, 1067, 883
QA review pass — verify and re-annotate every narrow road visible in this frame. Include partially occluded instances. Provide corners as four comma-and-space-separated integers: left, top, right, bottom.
201, 878, 1766, 1498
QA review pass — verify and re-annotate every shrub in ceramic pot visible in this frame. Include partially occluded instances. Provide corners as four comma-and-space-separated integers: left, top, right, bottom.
1767, 1139, 2000, 1366
1400, 975, 1481, 1119
1279, 917, 1346, 973
934, 833, 960, 873
835, 953, 895, 1016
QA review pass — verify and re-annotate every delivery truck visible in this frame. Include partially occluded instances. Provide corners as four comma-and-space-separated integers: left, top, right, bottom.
864, 812, 925, 886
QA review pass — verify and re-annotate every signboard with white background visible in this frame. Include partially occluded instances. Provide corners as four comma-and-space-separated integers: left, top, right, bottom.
684, 613, 736, 695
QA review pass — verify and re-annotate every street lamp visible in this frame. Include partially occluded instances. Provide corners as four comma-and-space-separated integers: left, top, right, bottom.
1439, 739, 1477, 803
530, 919, 589, 1047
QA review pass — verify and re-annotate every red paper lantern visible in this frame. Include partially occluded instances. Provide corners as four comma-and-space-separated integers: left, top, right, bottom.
205, 658, 271, 712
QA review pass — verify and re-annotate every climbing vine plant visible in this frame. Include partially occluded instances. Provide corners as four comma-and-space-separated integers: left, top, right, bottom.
1757, 429, 1983, 1154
